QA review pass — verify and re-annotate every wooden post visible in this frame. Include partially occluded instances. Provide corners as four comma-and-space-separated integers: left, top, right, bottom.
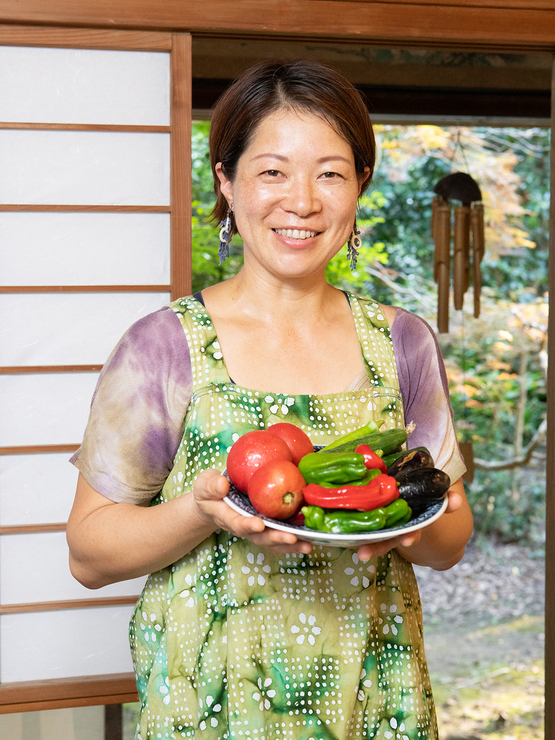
104, 704, 123, 740
544, 54, 555, 740
170, 33, 193, 301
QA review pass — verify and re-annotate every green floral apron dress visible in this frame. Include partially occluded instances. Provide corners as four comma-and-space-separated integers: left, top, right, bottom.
129, 292, 437, 740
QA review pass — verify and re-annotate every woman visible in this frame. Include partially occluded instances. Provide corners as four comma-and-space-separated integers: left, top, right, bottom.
67, 60, 473, 739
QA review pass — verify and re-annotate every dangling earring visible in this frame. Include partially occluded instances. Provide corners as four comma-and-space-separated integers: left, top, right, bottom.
218, 204, 233, 264
347, 221, 362, 271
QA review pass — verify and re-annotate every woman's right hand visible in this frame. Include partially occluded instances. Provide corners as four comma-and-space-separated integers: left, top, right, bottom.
192, 469, 312, 555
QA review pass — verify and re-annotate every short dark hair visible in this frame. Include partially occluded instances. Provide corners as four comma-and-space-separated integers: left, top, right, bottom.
209, 60, 376, 232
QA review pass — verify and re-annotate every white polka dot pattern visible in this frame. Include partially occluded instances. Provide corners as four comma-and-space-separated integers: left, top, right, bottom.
128, 293, 437, 739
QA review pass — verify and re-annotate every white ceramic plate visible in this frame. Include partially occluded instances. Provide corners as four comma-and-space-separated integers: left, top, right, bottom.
223, 481, 448, 548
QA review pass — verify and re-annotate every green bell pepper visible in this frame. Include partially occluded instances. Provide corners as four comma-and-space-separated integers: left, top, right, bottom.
382, 498, 412, 527
298, 451, 368, 485
301, 505, 387, 533
301, 498, 412, 534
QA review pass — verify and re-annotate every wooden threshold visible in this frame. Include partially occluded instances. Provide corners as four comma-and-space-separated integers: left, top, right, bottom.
0, 285, 170, 293
0, 523, 66, 535
0, 204, 170, 212
0, 596, 139, 615
0, 444, 80, 455
0, 673, 139, 713
0, 365, 103, 373
0, 122, 170, 132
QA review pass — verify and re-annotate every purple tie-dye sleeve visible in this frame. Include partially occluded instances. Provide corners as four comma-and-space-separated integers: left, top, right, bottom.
71, 307, 192, 504
391, 308, 467, 485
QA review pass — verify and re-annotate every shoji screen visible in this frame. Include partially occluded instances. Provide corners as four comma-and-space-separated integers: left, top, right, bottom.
0, 27, 191, 712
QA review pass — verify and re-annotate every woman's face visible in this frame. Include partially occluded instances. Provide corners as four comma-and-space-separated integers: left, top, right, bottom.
216, 108, 367, 281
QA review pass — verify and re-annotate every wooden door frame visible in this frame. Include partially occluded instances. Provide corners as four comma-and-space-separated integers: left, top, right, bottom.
0, 0, 553, 727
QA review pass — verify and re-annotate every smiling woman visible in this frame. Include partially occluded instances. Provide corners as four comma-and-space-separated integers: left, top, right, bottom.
66, 60, 473, 740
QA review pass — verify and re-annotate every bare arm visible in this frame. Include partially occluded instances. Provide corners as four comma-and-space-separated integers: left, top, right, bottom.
354, 477, 473, 570
67, 470, 313, 589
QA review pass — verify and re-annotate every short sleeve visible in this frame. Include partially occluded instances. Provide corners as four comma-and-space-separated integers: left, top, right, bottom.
71, 306, 192, 504
391, 308, 467, 485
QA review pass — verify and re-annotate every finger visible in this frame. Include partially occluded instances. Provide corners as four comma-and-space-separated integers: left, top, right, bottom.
250, 536, 313, 555
355, 539, 394, 562
355, 531, 421, 562
445, 491, 462, 513
398, 530, 421, 548
195, 469, 229, 501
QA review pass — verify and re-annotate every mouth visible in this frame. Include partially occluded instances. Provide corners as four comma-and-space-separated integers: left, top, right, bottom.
273, 228, 319, 240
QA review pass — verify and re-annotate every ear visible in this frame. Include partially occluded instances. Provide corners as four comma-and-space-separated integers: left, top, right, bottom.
358, 166, 371, 196
216, 162, 234, 206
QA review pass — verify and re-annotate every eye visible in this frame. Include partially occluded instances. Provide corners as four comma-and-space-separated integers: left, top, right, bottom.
320, 171, 343, 179
262, 169, 282, 177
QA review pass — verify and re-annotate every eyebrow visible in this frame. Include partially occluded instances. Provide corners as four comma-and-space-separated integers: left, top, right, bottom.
250, 153, 352, 165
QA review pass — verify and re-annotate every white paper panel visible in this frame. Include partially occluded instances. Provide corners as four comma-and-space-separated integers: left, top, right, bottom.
0, 212, 170, 285
0, 453, 78, 525
0, 532, 147, 604
0, 373, 99, 447
0, 46, 169, 125
0, 131, 170, 205
1, 606, 136, 681
0, 292, 170, 366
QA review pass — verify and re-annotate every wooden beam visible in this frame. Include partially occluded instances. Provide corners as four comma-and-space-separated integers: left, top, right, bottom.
0, 2, 553, 49
0, 674, 138, 713
0, 23, 171, 50
191, 78, 552, 119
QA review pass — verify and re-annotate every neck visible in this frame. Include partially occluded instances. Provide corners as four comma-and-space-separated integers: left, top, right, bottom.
219, 265, 343, 325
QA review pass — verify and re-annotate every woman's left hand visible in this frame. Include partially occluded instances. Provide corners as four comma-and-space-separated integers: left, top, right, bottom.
354, 480, 471, 566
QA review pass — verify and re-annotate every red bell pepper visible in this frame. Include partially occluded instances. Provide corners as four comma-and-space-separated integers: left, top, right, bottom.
355, 443, 387, 474
302, 473, 399, 510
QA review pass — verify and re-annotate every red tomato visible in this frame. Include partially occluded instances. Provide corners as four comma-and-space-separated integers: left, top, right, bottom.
247, 459, 306, 520
226, 430, 292, 493
267, 422, 314, 465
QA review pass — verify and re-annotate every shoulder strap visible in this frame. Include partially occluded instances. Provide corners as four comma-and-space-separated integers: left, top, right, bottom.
169, 295, 231, 391
348, 292, 399, 391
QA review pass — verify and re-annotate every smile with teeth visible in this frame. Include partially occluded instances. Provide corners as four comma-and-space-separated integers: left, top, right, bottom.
273, 228, 319, 240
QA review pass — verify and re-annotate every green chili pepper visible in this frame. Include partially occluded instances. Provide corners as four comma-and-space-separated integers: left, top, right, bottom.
321, 419, 384, 451
319, 427, 408, 457
381, 498, 412, 527
301, 505, 387, 533
298, 451, 368, 485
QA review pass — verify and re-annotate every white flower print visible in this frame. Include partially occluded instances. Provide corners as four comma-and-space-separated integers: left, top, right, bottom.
140, 611, 162, 643
290, 612, 321, 645
241, 552, 271, 587
159, 677, 171, 706
252, 677, 276, 710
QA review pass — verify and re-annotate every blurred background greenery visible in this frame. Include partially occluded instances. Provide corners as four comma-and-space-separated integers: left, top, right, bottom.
192, 121, 549, 549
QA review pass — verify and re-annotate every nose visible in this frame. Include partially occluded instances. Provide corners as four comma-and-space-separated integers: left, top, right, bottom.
282, 176, 321, 218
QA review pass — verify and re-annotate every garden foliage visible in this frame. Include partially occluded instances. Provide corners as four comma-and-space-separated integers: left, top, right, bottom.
191, 121, 550, 545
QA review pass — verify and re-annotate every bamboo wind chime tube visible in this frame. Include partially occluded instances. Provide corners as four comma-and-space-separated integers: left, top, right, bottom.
471, 203, 485, 318
432, 196, 451, 333
453, 205, 470, 311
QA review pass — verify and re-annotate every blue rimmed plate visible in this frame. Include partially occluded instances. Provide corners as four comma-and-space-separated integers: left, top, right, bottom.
223, 479, 448, 548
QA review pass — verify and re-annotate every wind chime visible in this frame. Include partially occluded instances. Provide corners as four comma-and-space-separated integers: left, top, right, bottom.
431, 171, 485, 333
